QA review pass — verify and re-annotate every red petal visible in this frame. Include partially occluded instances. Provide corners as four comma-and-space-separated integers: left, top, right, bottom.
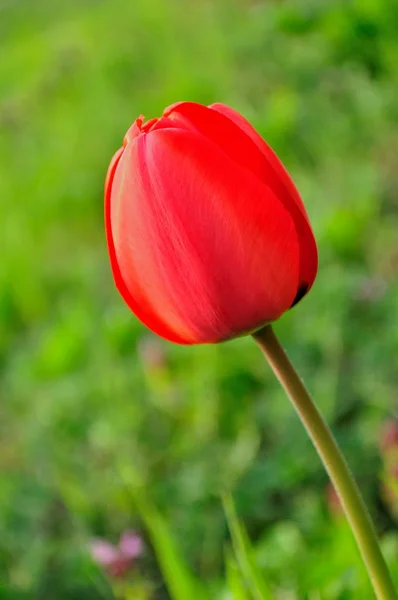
123, 116, 145, 146
145, 115, 184, 133
105, 144, 190, 344
110, 127, 300, 344
105, 147, 124, 196
209, 103, 318, 293
209, 103, 308, 212
164, 101, 268, 184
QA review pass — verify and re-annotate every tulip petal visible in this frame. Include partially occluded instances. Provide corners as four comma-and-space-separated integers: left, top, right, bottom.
209, 103, 308, 214
209, 102, 318, 294
105, 145, 190, 344
110, 127, 300, 343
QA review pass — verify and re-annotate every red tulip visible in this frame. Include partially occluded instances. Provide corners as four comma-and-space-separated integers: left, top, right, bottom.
105, 101, 317, 344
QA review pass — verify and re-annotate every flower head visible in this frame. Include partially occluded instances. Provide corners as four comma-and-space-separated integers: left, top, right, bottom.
105, 102, 317, 344
89, 531, 143, 578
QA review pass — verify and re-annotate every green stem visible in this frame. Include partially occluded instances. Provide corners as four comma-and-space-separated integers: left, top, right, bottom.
253, 325, 397, 600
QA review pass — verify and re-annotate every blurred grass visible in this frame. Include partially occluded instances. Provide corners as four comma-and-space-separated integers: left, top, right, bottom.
1, 0, 398, 598
223, 494, 273, 600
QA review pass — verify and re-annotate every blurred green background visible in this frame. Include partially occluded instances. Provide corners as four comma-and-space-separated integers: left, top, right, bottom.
1, 0, 398, 598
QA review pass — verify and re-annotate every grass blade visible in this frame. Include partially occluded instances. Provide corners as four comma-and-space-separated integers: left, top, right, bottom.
134, 492, 207, 600
225, 547, 252, 600
222, 494, 274, 600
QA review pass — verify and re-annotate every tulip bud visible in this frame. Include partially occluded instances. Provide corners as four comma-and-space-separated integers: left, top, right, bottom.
105, 102, 317, 344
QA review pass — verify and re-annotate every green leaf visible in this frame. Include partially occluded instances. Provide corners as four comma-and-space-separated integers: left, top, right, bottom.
222, 494, 274, 600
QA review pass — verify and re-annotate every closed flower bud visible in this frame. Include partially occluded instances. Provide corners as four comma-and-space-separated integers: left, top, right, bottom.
105, 102, 317, 344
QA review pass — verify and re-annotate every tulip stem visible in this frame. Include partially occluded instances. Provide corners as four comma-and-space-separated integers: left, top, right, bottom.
253, 325, 397, 600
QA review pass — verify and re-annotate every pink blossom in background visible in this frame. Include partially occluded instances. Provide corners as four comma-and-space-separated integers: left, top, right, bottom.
137, 335, 167, 371
90, 539, 120, 566
119, 530, 144, 557
379, 419, 398, 519
89, 531, 143, 578
379, 419, 398, 454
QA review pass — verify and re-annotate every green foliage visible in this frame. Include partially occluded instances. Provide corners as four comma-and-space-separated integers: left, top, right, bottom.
223, 494, 273, 600
1, 0, 398, 598
133, 491, 207, 600
225, 551, 252, 600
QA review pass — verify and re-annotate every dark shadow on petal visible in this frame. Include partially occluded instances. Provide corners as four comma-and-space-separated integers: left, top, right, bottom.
290, 283, 309, 308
